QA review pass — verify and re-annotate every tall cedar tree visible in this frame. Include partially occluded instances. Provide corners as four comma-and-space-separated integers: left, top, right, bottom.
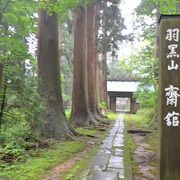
71, 7, 97, 126
38, 9, 71, 139
87, 2, 102, 120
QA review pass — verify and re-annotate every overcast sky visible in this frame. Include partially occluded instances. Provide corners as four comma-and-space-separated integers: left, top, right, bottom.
118, 0, 141, 58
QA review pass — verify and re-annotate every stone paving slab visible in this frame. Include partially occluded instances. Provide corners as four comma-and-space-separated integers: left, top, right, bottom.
106, 168, 125, 179
113, 148, 124, 156
89, 171, 118, 180
90, 155, 109, 171
113, 141, 124, 148
96, 149, 112, 156
107, 156, 124, 169
100, 142, 113, 149
86, 114, 125, 180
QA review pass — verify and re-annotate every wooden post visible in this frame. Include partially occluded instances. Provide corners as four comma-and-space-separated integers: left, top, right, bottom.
158, 15, 180, 180
110, 96, 116, 112
131, 98, 138, 114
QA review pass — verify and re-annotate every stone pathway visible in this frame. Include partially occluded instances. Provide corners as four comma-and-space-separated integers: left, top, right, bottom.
85, 114, 125, 180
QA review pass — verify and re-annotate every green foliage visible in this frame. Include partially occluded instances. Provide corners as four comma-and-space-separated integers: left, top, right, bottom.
98, 0, 126, 57
0, 121, 36, 160
98, 101, 108, 109
39, 0, 94, 22
0, 141, 85, 180
137, 0, 180, 16
125, 108, 155, 129
65, 109, 71, 121
151, 0, 180, 14
134, 86, 158, 108
0, 0, 44, 162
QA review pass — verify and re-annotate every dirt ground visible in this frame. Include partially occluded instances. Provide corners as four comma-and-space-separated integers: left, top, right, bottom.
131, 132, 157, 180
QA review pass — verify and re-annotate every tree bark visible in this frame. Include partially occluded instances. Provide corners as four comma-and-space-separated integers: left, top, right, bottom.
71, 7, 97, 126
37, 9, 71, 139
86, 3, 100, 120
96, 56, 104, 116
101, 51, 108, 105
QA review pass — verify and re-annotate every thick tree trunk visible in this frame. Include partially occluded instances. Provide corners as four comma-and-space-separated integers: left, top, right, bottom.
71, 8, 97, 127
37, 9, 71, 139
87, 3, 100, 120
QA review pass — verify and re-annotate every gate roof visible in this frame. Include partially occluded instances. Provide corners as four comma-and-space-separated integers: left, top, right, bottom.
107, 81, 140, 93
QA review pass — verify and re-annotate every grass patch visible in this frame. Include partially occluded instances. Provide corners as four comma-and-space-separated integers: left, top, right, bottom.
124, 116, 137, 179
0, 141, 85, 180
106, 112, 118, 121
65, 109, 71, 121
76, 128, 98, 136
125, 108, 154, 130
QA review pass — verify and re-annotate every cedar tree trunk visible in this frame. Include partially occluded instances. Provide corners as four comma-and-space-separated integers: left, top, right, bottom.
37, 9, 70, 139
71, 8, 97, 126
101, 51, 108, 104
86, 3, 100, 120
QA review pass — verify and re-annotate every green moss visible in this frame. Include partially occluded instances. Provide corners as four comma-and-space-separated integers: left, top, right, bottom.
124, 114, 139, 179
76, 128, 98, 136
125, 108, 154, 130
106, 112, 118, 121
124, 129, 133, 180
65, 109, 71, 121
0, 141, 85, 180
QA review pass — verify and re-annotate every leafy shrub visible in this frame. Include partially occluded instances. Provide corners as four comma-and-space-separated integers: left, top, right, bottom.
134, 85, 158, 108
0, 121, 37, 161
0, 76, 44, 161
65, 109, 71, 121
98, 101, 108, 110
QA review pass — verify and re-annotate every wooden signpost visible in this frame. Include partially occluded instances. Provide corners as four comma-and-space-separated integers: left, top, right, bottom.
158, 15, 180, 180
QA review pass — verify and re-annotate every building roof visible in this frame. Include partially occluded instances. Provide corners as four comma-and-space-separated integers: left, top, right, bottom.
107, 81, 140, 93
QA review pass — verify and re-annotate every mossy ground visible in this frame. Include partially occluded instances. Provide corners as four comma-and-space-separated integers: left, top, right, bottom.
124, 121, 136, 180
0, 141, 85, 180
106, 111, 119, 121
0, 112, 117, 180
